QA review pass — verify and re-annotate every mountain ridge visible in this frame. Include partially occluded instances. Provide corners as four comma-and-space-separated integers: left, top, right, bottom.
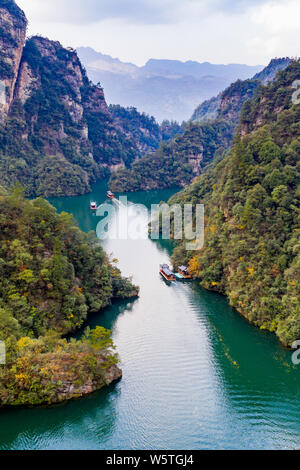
77, 46, 264, 122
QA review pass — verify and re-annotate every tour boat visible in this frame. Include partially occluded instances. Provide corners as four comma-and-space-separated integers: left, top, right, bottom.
160, 264, 175, 282
175, 273, 185, 280
90, 201, 97, 210
178, 266, 192, 279
107, 191, 115, 199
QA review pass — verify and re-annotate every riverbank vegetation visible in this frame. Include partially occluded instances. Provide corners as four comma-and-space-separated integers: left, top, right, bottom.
0, 188, 138, 406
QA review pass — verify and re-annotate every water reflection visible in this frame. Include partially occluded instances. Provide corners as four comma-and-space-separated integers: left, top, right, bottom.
0, 383, 120, 450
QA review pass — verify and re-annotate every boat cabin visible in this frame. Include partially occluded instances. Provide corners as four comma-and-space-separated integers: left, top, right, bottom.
160, 264, 175, 281
178, 266, 191, 279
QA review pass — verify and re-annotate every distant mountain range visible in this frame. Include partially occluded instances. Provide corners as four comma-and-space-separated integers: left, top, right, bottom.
77, 47, 264, 122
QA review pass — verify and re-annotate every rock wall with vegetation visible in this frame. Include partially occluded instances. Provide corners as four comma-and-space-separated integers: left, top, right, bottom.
109, 119, 234, 192
0, 0, 26, 121
109, 104, 162, 156
169, 60, 300, 347
0, 1, 164, 197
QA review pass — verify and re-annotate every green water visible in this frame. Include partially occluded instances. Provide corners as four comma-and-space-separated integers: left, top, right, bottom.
0, 181, 300, 450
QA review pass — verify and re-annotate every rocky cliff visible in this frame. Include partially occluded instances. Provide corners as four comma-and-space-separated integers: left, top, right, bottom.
0, 0, 26, 121
240, 61, 300, 136
170, 60, 300, 347
191, 58, 292, 125
0, 1, 159, 197
109, 119, 234, 193
109, 104, 161, 156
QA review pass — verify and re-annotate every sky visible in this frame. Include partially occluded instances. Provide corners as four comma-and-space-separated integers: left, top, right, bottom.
17, 0, 300, 66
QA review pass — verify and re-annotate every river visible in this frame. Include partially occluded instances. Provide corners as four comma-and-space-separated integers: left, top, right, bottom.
0, 181, 299, 450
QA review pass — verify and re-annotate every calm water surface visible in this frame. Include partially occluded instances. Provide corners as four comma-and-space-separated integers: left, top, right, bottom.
0, 181, 300, 450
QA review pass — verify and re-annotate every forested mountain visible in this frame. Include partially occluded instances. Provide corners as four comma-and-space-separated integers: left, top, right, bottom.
0, 1, 162, 197
191, 58, 291, 123
109, 120, 234, 192
0, 0, 142, 407
110, 58, 292, 194
169, 60, 300, 347
77, 46, 263, 122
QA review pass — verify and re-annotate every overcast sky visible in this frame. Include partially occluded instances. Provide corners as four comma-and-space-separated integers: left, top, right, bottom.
17, 0, 299, 66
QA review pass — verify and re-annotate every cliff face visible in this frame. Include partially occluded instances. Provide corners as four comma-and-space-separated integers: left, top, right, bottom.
109, 119, 234, 193
0, 0, 26, 121
218, 79, 259, 124
170, 60, 300, 347
0, 191, 139, 407
0, 1, 152, 196
240, 61, 300, 136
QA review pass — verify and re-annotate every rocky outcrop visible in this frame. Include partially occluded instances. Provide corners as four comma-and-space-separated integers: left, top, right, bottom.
218, 79, 259, 124
240, 60, 300, 137
0, 0, 27, 121
54, 362, 122, 404
188, 152, 204, 175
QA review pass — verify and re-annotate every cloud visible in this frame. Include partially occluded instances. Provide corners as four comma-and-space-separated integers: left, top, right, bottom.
17, 0, 298, 67
18, 0, 286, 25
214, 0, 284, 14
19, 0, 177, 25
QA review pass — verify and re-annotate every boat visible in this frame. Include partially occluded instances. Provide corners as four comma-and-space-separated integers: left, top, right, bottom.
107, 191, 115, 199
90, 201, 97, 210
160, 264, 175, 282
175, 272, 185, 280
178, 266, 192, 279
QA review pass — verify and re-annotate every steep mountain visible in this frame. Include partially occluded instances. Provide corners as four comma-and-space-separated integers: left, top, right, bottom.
191, 58, 291, 123
110, 58, 292, 194
0, 1, 162, 197
109, 104, 161, 155
190, 94, 221, 123
77, 46, 263, 122
0, 188, 138, 406
253, 57, 291, 84
169, 60, 300, 347
109, 120, 234, 192
0, 0, 141, 407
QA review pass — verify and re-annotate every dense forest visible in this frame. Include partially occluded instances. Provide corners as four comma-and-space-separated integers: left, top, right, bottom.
109, 59, 291, 194
0, 1, 165, 197
109, 105, 161, 155
0, 188, 138, 406
109, 120, 234, 192
168, 60, 300, 347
